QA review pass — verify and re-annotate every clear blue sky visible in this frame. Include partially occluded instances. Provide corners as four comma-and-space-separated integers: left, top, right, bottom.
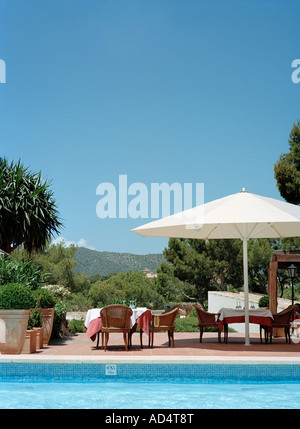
0, 0, 299, 255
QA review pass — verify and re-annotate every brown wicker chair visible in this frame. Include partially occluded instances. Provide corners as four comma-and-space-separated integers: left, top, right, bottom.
100, 305, 133, 351
149, 306, 179, 348
269, 305, 295, 344
194, 305, 221, 343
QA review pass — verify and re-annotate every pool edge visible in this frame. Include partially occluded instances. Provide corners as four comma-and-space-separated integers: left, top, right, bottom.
1, 355, 300, 365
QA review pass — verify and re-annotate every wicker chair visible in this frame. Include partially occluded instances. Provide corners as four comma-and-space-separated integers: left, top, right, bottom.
149, 306, 179, 348
194, 305, 221, 343
269, 305, 295, 344
100, 305, 133, 351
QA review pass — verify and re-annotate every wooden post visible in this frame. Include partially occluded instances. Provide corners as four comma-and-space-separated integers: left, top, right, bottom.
268, 260, 278, 315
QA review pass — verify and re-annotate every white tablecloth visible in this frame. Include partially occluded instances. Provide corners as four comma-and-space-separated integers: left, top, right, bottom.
85, 308, 101, 327
218, 308, 273, 321
85, 307, 148, 329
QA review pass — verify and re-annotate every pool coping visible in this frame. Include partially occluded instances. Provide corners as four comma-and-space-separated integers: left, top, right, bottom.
2, 355, 300, 365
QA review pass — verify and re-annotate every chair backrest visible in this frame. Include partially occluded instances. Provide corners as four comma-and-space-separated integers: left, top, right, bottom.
194, 305, 218, 324
273, 305, 295, 324
100, 305, 133, 329
153, 307, 179, 328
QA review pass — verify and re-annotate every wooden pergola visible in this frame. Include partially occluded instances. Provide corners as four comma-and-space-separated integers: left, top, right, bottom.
268, 250, 300, 314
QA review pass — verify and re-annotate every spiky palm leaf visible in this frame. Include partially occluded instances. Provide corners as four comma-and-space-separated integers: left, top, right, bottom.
0, 157, 63, 253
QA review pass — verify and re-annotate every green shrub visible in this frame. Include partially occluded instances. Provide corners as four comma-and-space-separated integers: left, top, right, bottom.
258, 295, 269, 308
68, 318, 86, 334
0, 283, 35, 309
27, 308, 43, 329
51, 301, 67, 339
33, 288, 56, 308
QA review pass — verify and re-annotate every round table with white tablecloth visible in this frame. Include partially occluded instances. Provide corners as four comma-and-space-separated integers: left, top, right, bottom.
85, 307, 152, 348
85, 307, 148, 329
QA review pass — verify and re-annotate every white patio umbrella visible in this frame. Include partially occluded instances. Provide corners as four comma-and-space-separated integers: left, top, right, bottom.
132, 189, 300, 346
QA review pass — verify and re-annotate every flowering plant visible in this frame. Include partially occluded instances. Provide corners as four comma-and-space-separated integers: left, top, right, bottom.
42, 284, 70, 299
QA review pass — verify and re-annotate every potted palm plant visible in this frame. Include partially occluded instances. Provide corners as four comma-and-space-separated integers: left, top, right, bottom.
33, 288, 56, 345
0, 283, 35, 354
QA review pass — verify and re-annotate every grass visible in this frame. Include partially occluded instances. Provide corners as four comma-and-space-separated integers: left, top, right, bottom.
174, 308, 223, 333
175, 309, 200, 332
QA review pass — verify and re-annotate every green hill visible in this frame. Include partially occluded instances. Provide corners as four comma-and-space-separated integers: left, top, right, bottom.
74, 247, 165, 277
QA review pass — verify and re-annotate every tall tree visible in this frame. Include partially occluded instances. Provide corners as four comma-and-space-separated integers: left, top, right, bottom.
163, 238, 243, 305
163, 238, 279, 301
0, 158, 63, 253
274, 119, 300, 205
11, 242, 90, 293
247, 239, 274, 293
156, 261, 188, 303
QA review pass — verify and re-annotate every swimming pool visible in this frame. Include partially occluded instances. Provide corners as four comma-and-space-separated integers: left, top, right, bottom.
1, 380, 300, 409
1, 360, 300, 409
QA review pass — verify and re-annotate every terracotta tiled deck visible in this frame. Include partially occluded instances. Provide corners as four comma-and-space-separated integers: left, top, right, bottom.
4, 331, 300, 362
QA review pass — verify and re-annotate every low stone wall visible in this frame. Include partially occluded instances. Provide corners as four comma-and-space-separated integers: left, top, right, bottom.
66, 312, 86, 321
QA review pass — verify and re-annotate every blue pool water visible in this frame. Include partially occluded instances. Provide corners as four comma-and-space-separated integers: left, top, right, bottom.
1, 361, 300, 409
1, 380, 300, 409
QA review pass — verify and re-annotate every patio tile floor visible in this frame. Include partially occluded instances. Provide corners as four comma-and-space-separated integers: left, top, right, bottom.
4, 331, 300, 361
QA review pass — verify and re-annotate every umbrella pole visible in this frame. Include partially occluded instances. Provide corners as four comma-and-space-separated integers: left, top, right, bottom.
243, 236, 250, 346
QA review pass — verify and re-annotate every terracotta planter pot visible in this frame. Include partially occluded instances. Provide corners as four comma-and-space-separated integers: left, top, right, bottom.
33, 327, 44, 349
41, 308, 54, 345
21, 329, 37, 354
0, 309, 30, 354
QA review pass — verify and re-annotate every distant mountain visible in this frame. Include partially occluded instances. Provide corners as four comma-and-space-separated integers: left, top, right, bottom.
74, 247, 165, 277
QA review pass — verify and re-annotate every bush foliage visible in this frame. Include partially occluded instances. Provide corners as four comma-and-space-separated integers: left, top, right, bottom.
33, 288, 56, 308
0, 283, 35, 309
27, 308, 43, 329
0, 256, 45, 290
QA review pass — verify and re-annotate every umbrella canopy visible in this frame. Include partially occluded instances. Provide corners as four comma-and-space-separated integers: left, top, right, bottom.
132, 190, 300, 345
